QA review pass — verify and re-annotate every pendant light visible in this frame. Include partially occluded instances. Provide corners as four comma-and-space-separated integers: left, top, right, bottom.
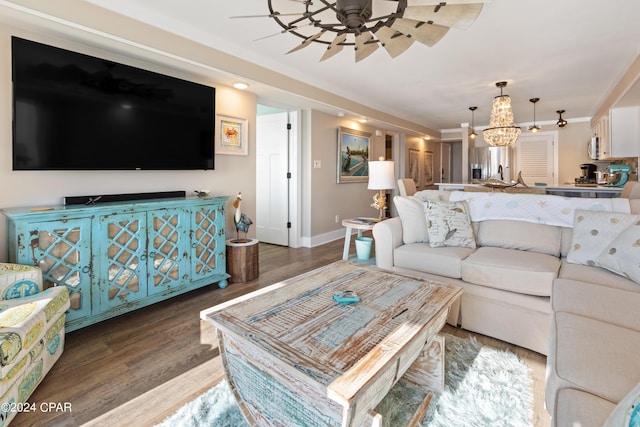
556, 110, 568, 127
469, 106, 478, 139
528, 98, 540, 132
483, 81, 521, 146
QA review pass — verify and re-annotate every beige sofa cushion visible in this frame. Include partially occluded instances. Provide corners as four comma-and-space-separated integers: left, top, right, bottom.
461, 247, 560, 296
413, 190, 443, 202
558, 259, 639, 291
554, 388, 615, 427
553, 274, 640, 332
476, 220, 562, 257
552, 312, 640, 404
394, 243, 475, 279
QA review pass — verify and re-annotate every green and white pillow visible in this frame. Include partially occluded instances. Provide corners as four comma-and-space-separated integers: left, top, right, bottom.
567, 210, 639, 267
425, 200, 476, 249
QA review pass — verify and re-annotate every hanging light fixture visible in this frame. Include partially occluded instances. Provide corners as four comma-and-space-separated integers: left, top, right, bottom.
483, 81, 521, 146
556, 110, 568, 127
528, 98, 540, 132
469, 106, 478, 139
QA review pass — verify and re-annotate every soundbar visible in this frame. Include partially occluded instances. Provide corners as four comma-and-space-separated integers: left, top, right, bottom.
64, 190, 187, 206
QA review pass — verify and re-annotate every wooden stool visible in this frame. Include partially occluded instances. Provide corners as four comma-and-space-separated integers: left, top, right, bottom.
226, 239, 259, 283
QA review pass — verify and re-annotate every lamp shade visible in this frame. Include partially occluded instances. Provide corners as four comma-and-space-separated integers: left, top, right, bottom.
368, 159, 395, 190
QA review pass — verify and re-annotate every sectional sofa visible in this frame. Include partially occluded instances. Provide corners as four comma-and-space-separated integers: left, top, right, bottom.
372, 185, 640, 426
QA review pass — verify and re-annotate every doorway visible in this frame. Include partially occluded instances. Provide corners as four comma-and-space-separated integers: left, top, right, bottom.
440, 141, 462, 183
255, 105, 300, 247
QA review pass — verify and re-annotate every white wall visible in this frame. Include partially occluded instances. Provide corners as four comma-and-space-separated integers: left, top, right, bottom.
0, 26, 257, 261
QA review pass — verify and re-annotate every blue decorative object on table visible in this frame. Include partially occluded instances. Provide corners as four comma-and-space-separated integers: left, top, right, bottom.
333, 291, 360, 305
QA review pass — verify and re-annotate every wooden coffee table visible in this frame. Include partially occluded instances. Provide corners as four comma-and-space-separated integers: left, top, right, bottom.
201, 261, 462, 427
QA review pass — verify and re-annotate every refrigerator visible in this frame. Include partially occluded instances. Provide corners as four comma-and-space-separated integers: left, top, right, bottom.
469, 146, 514, 182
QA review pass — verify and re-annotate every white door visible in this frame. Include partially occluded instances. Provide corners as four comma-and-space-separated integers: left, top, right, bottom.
256, 112, 289, 246
515, 132, 557, 186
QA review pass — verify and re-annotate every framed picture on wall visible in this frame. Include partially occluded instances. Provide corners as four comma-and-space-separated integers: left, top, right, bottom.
216, 115, 248, 156
424, 151, 434, 186
337, 127, 371, 183
409, 149, 420, 184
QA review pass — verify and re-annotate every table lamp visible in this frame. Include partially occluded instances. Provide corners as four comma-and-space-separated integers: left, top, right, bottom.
368, 157, 395, 221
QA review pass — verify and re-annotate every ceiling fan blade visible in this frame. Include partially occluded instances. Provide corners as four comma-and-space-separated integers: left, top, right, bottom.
375, 26, 414, 58
355, 32, 379, 62
230, 13, 303, 19
408, 0, 490, 4
287, 30, 326, 54
320, 33, 347, 61
253, 23, 313, 41
403, 3, 483, 30
391, 18, 449, 47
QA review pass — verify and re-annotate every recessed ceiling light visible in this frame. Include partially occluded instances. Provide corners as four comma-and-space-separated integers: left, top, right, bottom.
233, 82, 249, 90
358, 118, 368, 123
337, 112, 345, 117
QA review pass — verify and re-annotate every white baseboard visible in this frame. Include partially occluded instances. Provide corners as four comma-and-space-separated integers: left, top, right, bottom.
301, 228, 354, 248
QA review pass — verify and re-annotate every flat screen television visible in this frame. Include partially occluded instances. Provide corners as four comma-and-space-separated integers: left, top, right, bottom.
11, 36, 215, 170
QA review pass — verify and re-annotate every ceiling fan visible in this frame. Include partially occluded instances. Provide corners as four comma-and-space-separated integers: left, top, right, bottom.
232, 0, 488, 62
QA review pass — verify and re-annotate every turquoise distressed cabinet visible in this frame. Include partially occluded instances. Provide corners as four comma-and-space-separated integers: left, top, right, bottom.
2, 196, 229, 331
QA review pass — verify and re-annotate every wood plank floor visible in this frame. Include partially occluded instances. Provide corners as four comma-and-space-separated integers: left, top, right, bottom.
11, 236, 550, 427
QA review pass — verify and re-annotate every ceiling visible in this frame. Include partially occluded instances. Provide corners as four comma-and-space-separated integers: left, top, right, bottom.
10, 1, 640, 133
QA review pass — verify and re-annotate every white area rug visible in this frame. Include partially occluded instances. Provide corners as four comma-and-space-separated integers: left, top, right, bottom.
156, 333, 533, 427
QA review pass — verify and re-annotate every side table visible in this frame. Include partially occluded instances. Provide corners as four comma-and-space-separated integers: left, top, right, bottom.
341, 218, 378, 261
226, 238, 259, 284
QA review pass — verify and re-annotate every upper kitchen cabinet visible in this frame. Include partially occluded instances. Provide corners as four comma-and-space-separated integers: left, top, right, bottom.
592, 106, 640, 159
608, 106, 640, 158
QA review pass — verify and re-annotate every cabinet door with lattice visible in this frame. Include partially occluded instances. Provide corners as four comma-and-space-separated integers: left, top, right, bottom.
190, 204, 226, 282
96, 212, 148, 311
14, 217, 93, 323
147, 208, 189, 294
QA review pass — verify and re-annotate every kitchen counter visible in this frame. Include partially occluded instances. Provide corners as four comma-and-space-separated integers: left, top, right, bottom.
436, 183, 624, 197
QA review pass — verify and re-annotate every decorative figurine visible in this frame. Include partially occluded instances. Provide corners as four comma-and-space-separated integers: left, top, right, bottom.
232, 192, 253, 242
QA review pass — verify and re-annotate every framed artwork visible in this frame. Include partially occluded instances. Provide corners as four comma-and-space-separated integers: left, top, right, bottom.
409, 149, 419, 185
424, 151, 434, 186
337, 127, 371, 183
216, 115, 248, 156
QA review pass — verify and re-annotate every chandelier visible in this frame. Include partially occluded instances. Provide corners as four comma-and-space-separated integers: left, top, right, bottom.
236, 0, 486, 62
483, 81, 521, 147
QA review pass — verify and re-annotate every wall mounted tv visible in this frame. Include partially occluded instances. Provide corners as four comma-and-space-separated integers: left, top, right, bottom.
12, 36, 215, 170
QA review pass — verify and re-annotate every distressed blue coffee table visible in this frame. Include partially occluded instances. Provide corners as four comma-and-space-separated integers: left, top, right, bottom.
202, 260, 462, 427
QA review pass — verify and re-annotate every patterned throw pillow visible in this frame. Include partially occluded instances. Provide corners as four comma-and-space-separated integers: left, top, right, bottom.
425, 200, 476, 248
596, 221, 640, 284
566, 210, 640, 267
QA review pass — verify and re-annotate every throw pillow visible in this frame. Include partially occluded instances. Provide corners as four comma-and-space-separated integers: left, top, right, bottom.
596, 221, 640, 284
393, 196, 429, 244
566, 210, 640, 267
425, 200, 476, 249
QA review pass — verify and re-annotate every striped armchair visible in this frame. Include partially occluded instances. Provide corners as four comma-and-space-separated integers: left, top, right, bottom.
0, 263, 69, 425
